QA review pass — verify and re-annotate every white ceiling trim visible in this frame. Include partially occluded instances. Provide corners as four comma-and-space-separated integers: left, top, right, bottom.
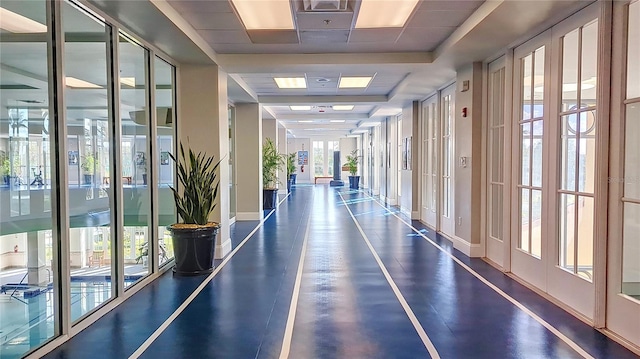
217, 52, 432, 73
228, 74, 258, 102
434, 0, 503, 60
150, 0, 219, 63
259, 95, 387, 104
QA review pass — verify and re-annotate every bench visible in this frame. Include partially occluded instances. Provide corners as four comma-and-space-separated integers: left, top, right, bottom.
314, 176, 334, 184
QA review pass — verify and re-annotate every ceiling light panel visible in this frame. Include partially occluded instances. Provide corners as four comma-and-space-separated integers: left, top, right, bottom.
290, 105, 312, 111
298, 120, 313, 123
332, 105, 354, 111
330, 120, 346, 123
355, 0, 419, 28
231, 0, 294, 30
274, 77, 307, 89
120, 77, 136, 88
338, 76, 372, 88
0, 7, 47, 33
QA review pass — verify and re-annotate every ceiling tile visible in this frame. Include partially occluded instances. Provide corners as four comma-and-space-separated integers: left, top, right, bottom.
349, 28, 402, 43
181, 12, 245, 30
406, 10, 474, 29
396, 27, 456, 50
168, 0, 235, 14
247, 30, 299, 44
199, 30, 251, 44
300, 30, 349, 44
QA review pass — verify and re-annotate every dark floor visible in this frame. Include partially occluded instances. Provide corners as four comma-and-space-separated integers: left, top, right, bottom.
44, 185, 639, 359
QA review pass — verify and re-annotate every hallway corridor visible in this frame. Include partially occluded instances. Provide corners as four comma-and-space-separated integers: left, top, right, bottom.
45, 186, 638, 359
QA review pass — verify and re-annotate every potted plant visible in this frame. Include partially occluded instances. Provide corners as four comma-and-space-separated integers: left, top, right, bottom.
263, 138, 284, 209
286, 152, 297, 192
168, 143, 221, 275
136, 152, 147, 185
81, 153, 97, 185
346, 149, 360, 189
0, 151, 10, 186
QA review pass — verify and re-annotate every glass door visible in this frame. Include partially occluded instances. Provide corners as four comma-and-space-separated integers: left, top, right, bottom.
607, 0, 640, 346
510, 32, 550, 291
547, 10, 600, 319
486, 57, 507, 267
420, 95, 438, 228
440, 84, 456, 237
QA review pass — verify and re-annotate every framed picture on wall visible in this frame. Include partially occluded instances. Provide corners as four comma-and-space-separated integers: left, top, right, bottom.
402, 138, 408, 170
68, 151, 79, 165
160, 151, 170, 165
297, 150, 308, 165
407, 136, 412, 170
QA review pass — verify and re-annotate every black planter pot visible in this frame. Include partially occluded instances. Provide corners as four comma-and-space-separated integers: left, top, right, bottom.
348, 175, 360, 189
170, 224, 219, 276
287, 179, 292, 193
289, 173, 297, 185
83, 174, 93, 185
142, 173, 147, 185
263, 188, 278, 210
2, 175, 10, 186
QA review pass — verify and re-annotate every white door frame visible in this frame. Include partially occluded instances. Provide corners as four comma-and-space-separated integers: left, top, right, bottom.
420, 94, 439, 228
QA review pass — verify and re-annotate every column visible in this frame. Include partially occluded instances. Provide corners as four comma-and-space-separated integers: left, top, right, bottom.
277, 124, 288, 195
236, 103, 263, 220
27, 231, 47, 285
178, 64, 231, 259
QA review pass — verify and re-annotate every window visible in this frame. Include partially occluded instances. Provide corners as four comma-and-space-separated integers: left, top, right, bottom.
313, 141, 324, 176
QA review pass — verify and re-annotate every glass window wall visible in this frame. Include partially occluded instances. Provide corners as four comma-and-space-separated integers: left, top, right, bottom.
0, 1, 57, 356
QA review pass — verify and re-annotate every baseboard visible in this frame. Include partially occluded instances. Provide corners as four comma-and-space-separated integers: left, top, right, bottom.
440, 232, 483, 258
236, 212, 262, 221
411, 211, 420, 220
215, 237, 232, 259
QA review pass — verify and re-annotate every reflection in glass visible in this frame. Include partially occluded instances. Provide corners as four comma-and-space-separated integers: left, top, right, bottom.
520, 189, 530, 251
0, 1, 57, 355
557, 22, 598, 281
155, 57, 176, 265
628, 1, 640, 99
624, 104, 640, 199
622, 203, 640, 298
120, 33, 149, 287
313, 141, 323, 176
63, 0, 114, 321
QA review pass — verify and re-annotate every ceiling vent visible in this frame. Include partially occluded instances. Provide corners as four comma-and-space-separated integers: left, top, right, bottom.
303, 0, 348, 11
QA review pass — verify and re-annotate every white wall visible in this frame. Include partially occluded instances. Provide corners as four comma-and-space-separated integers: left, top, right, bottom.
339, 137, 357, 179
401, 102, 419, 218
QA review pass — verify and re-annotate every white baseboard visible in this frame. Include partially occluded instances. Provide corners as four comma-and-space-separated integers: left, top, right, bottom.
215, 237, 232, 259
411, 211, 420, 220
441, 233, 483, 258
236, 212, 262, 221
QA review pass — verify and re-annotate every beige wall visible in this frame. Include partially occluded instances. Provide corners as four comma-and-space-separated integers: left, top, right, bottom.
454, 63, 484, 247
235, 103, 263, 220
178, 64, 231, 258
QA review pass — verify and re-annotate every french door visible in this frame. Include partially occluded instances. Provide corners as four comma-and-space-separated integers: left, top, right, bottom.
486, 57, 507, 268
511, 4, 601, 320
440, 84, 456, 237
607, 0, 640, 348
420, 95, 439, 228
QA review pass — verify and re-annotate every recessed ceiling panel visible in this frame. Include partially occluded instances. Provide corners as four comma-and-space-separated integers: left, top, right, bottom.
168, 0, 235, 14
296, 12, 354, 30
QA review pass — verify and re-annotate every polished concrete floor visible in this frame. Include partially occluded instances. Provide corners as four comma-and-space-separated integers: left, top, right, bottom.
44, 185, 638, 359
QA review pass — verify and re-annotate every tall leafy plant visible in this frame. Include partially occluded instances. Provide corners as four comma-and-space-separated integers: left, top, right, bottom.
345, 149, 359, 176
169, 143, 220, 225
262, 138, 284, 189
286, 152, 296, 177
